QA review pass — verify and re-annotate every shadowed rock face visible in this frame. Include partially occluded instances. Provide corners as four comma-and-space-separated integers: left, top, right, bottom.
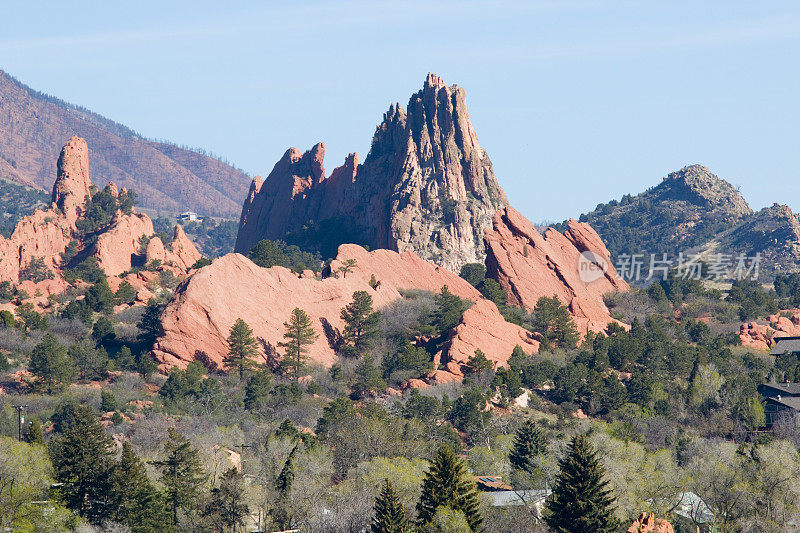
235, 73, 508, 272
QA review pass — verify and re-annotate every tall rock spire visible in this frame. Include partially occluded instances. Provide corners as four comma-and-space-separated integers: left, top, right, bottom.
51, 135, 92, 223
235, 74, 508, 271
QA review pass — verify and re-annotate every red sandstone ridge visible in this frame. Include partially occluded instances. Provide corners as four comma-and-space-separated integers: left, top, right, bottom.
484, 207, 629, 335
152, 245, 482, 371
235, 73, 509, 272
628, 513, 674, 533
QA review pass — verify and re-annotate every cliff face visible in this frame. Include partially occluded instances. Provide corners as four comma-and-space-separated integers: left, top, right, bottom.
235, 73, 508, 271
485, 207, 629, 335
0, 70, 250, 217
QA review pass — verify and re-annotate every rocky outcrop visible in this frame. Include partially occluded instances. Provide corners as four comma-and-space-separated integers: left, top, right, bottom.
442, 299, 539, 368
627, 513, 674, 533
51, 136, 92, 223
91, 213, 154, 277
0, 137, 91, 282
152, 245, 482, 371
740, 310, 800, 350
485, 207, 629, 335
574, 164, 754, 273
235, 73, 509, 271
0, 136, 202, 289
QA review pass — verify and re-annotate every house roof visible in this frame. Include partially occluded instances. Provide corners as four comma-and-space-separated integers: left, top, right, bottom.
487, 489, 551, 507
759, 382, 800, 396
766, 395, 800, 411
770, 337, 800, 356
474, 476, 513, 491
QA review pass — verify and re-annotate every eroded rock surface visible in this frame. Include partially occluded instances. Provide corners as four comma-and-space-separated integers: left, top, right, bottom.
235, 73, 508, 272
484, 207, 629, 334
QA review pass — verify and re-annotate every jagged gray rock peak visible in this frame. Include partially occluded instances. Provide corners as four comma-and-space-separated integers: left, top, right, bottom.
235, 73, 509, 271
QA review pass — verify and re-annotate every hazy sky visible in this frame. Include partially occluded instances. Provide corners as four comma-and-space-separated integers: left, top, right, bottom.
2, 1, 799, 222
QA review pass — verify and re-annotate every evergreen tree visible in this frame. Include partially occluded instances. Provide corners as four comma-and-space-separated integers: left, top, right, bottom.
340, 290, 382, 357
27, 418, 44, 445
153, 427, 206, 526
416, 444, 482, 531
243, 370, 272, 411
509, 419, 547, 472
545, 434, 619, 533
224, 318, 259, 379
91, 315, 116, 347
48, 404, 115, 523
115, 280, 137, 304
278, 307, 318, 380
203, 467, 249, 532
352, 355, 387, 399
138, 300, 165, 344
273, 446, 297, 529
84, 278, 115, 314
28, 333, 76, 392
431, 286, 469, 334
372, 478, 408, 533
68, 340, 109, 381
532, 295, 580, 349
463, 349, 493, 376
109, 442, 169, 533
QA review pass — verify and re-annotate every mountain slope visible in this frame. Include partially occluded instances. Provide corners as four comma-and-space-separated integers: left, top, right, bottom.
235, 73, 509, 271
0, 70, 250, 217
572, 164, 754, 258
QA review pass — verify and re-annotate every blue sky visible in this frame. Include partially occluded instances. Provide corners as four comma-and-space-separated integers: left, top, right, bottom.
2, 1, 799, 222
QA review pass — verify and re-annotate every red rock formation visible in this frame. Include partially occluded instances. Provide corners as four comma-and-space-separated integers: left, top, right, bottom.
0, 137, 90, 282
51, 136, 92, 224
235, 73, 509, 272
442, 299, 539, 369
0, 136, 201, 293
152, 244, 482, 371
328, 244, 481, 301
91, 213, 154, 277
484, 207, 629, 335
152, 253, 402, 370
739, 310, 800, 350
627, 512, 674, 533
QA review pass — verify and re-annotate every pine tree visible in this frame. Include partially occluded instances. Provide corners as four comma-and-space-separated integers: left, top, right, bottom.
340, 290, 381, 357
372, 479, 408, 533
278, 307, 318, 380
532, 295, 580, 349
509, 419, 547, 472
273, 446, 297, 529
545, 434, 620, 533
464, 349, 493, 376
224, 318, 259, 379
243, 370, 272, 411
28, 333, 76, 392
352, 355, 387, 399
109, 442, 169, 532
203, 467, 250, 532
48, 404, 115, 523
416, 444, 482, 531
153, 427, 206, 527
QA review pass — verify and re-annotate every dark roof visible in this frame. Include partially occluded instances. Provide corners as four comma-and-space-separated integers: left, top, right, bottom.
765, 395, 800, 411
759, 382, 800, 396
770, 337, 800, 356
